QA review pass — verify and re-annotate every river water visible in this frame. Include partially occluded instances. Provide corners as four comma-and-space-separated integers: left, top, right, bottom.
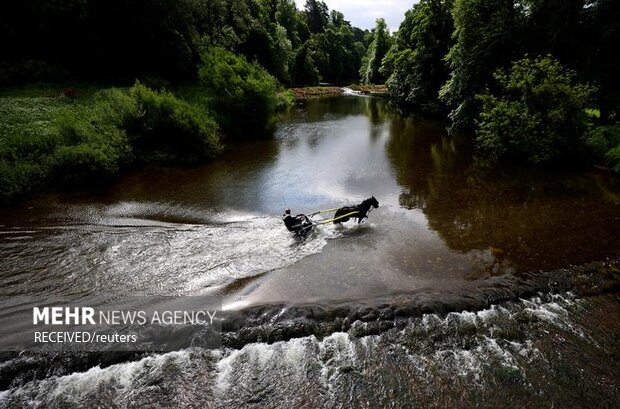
1, 95, 619, 407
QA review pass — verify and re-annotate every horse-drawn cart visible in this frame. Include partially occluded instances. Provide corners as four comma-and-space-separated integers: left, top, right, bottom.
283, 196, 379, 240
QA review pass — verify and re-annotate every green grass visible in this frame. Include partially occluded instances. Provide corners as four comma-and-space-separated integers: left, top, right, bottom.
0, 96, 75, 200
0, 83, 223, 204
0, 82, 117, 98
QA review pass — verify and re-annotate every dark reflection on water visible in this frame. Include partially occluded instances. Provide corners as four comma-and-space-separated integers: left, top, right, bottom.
385, 113, 620, 271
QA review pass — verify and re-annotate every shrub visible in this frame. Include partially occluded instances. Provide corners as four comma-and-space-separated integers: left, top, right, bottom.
198, 47, 283, 139
475, 56, 595, 165
51, 88, 136, 184
126, 83, 222, 161
1, 83, 223, 203
0, 96, 68, 201
586, 124, 620, 172
56, 83, 222, 170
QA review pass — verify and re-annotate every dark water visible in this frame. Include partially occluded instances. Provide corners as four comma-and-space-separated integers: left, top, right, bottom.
1, 96, 619, 407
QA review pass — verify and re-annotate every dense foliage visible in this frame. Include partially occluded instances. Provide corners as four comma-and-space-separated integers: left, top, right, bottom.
0, 0, 371, 203
0, 0, 369, 86
382, 0, 620, 168
439, 0, 520, 132
359, 19, 392, 85
476, 56, 595, 164
382, 0, 453, 112
198, 47, 283, 139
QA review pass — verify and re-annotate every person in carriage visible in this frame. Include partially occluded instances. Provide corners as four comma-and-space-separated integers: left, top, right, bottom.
282, 209, 314, 238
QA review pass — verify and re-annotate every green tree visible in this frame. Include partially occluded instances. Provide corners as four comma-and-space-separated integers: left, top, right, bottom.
585, 0, 620, 122
523, 0, 587, 67
291, 42, 320, 85
329, 10, 347, 28
383, 0, 453, 112
198, 47, 282, 138
303, 0, 329, 33
440, 0, 520, 132
360, 18, 392, 84
476, 56, 595, 164
276, 0, 303, 48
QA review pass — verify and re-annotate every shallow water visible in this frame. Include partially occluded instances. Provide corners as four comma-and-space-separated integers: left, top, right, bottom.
1, 95, 619, 407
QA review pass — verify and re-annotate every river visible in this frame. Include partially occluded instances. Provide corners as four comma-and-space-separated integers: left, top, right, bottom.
1, 95, 619, 407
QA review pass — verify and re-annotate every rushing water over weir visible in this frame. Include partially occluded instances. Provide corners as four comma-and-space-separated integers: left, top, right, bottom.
1, 96, 619, 407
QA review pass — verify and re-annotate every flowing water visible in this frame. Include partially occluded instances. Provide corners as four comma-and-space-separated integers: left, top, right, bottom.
1, 95, 619, 407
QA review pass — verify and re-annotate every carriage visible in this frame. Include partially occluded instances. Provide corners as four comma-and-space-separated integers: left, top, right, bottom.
283, 196, 379, 240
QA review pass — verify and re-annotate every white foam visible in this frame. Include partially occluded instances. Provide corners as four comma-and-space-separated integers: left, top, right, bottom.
216, 342, 276, 393
184, 215, 342, 291
1, 350, 196, 406
479, 336, 520, 370
54, 350, 192, 399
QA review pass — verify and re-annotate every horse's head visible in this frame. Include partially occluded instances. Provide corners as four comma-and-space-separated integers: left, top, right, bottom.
369, 195, 379, 208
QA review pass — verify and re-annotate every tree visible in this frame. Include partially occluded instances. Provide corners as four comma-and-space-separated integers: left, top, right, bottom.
329, 10, 347, 28
440, 0, 520, 132
303, 0, 329, 33
523, 0, 587, 67
382, 0, 453, 112
360, 18, 391, 84
291, 42, 319, 85
276, 0, 302, 48
584, 0, 620, 122
476, 56, 595, 164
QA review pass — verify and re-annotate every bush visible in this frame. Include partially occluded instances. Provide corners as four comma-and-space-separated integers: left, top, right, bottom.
198, 47, 283, 139
475, 56, 595, 165
0, 96, 68, 202
52, 90, 133, 185
1, 83, 223, 203
126, 83, 222, 161
586, 124, 620, 172
56, 83, 222, 169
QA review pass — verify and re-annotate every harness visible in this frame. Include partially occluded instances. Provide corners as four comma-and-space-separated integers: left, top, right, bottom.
283, 199, 377, 240
285, 208, 371, 238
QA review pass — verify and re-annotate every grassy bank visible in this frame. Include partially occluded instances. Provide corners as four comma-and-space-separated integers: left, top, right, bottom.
0, 48, 293, 205
0, 83, 224, 204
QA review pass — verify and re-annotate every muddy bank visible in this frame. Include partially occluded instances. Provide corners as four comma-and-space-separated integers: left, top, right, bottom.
288, 85, 389, 101
347, 84, 389, 95
289, 86, 343, 100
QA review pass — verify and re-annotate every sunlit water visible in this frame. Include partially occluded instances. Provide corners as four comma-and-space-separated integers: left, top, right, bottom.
1, 96, 619, 407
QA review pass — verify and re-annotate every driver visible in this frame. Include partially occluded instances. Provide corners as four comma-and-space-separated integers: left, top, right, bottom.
282, 209, 312, 233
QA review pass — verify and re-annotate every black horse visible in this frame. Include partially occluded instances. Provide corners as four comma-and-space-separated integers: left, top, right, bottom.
333, 196, 379, 224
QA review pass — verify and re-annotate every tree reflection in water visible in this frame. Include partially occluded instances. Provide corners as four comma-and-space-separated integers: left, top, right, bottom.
385, 114, 620, 273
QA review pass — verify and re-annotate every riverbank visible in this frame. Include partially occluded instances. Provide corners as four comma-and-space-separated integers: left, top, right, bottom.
288, 86, 343, 100
0, 83, 224, 205
0, 73, 290, 205
347, 84, 389, 95
289, 84, 389, 101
